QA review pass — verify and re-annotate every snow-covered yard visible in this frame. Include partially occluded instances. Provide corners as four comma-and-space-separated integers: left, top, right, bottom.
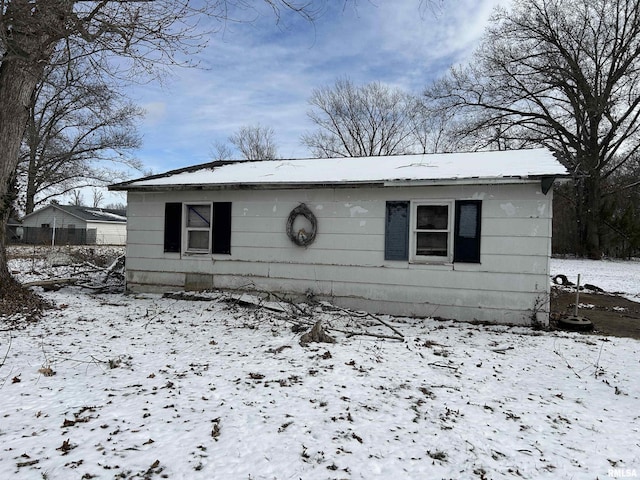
1, 249, 639, 479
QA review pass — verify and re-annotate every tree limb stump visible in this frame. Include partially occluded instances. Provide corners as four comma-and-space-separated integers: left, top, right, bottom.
299, 320, 335, 347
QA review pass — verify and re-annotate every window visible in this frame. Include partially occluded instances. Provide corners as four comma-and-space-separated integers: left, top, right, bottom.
164, 202, 232, 254
414, 203, 450, 259
186, 204, 211, 252
385, 200, 482, 264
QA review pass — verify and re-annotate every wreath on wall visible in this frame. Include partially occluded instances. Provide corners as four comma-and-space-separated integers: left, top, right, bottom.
286, 203, 317, 247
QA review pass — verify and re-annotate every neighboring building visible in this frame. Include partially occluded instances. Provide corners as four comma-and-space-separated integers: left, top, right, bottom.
6, 217, 22, 242
110, 148, 568, 325
20, 204, 127, 245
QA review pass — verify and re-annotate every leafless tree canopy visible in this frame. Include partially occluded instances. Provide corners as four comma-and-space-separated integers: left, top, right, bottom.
302, 78, 418, 157
17, 52, 143, 215
230, 124, 279, 160
210, 141, 236, 161
426, 0, 640, 257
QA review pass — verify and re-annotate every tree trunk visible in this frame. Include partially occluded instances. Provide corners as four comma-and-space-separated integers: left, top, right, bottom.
0, 57, 56, 284
0, 0, 64, 283
24, 99, 40, 215
575, 171, 603, 259
25, 151, 39, 215
0, 66, 41, 282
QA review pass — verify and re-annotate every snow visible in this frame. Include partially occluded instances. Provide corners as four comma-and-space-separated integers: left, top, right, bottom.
113, 148, 568, 189
551, 257, 640, 301
84, 209, 127, 222
1, 252, 639, 479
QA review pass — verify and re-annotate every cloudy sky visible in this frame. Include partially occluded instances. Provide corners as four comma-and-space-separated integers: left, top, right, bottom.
125, 0, 504, 176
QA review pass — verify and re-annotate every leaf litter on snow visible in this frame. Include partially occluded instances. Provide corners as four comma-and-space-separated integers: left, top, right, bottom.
1, 250, 639, 479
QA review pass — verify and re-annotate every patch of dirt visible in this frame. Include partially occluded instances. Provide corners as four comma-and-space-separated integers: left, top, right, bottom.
551, 287, 640, 339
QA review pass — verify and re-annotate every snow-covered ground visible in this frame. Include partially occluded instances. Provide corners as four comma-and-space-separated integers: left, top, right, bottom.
1, 251, 639, 479
551, 256, 640, 301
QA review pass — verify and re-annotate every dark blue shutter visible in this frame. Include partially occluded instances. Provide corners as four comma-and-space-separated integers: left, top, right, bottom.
385, 201, 409, 261
212, 202, 232, 254
164, 203, 182, 253
454, 200, 481, 263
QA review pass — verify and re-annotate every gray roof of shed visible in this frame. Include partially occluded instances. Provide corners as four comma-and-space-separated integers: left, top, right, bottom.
22, 205, 126, 223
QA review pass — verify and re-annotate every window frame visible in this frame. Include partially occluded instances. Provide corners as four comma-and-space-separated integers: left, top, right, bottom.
409, 200, 454, 263
183, 203, 213, 254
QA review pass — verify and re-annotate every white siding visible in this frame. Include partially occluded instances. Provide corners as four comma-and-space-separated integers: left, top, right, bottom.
125, 182, 553, 325
21, 206, 126, 245
21, 207, 85, 229
89, 222, 127, 245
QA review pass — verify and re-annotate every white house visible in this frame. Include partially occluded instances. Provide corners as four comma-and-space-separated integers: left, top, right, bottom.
20, 204, 127, 245
110, 148, 568, 325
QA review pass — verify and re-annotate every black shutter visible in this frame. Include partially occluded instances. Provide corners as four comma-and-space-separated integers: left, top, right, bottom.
164, 202, 182, 253
212, 202, 232, 254
385, 201, 409, 261
454, 200, 481, 263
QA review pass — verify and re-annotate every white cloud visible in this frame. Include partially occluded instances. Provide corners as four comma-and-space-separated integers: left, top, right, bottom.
141, 101, 167, 126
125, 0, 506, 171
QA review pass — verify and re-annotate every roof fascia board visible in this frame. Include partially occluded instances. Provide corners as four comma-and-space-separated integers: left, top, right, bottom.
108, 159, 252, 191
111, 177, 556, 192
84, 220, 127, 225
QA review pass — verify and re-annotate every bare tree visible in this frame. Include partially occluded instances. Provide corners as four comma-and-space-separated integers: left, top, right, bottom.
210, 141, 236, 161
92, 188, 105, 209
426, 0, 640, 258
229, 124, 279, 160
18, 53, 143, 215
408, 97, 460, 154
105, 202, 127, 211
71, 189, 83, 206
302, 78, 416, 157
0, 0, 319, 289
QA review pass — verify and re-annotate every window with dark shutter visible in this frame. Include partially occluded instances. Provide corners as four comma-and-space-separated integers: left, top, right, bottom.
212, 202, 232, 254
385, 201, 409, 261
453, 200, 482, 263
164, 202, 182, 253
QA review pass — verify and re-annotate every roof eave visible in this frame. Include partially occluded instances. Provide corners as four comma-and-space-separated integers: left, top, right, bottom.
110, 175, 568, 192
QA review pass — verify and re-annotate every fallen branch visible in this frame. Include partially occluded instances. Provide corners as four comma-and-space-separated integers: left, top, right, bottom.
0, 333, 12, 370
321, 303, 405, 339
364, 312, 404, 339
265, 290, 309, 316
430, 384, 461, 391
552, 343, 582, 379
328, 326, 403, 342
229, 293, 289, 314
428, 362, 459, 371
164, 292, 219, 302
491, 346, 514, 354
22, 278, 80, 289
